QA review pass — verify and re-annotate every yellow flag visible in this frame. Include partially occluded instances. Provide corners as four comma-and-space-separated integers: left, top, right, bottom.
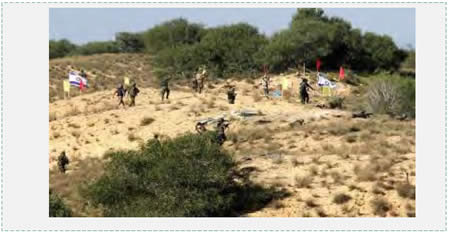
124, 77, 130, 86
63, 80, 70, 93
282, 78, 289, 90
322, 87, 331, 96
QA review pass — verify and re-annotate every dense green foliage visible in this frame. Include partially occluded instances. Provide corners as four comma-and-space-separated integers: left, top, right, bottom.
83, 132, 281, 217
152, 23, 267, 79
50, 9, 410, 79
367, 74, 415, 117
49, 190, 72, 217
142, 18, 205, 53
49, 39, 77, 59
75, 41, 121, 56
115, 32, 146, 53
260, 9, 406, 73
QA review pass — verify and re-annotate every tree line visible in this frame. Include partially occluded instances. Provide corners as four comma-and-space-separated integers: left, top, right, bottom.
50, 8, 414, 79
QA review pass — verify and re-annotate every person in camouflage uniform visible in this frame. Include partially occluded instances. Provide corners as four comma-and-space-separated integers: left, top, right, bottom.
191, 77, 198, 92
299, 78, 314, 104
261, 72, 271, 98
127, 82, 140, 107
227, 86, 237, 104
114, 84, 126, 107
57, 151, 69, 173
160, 76, 171, 101
215, 118, 230, 146
196, 66, 207, 94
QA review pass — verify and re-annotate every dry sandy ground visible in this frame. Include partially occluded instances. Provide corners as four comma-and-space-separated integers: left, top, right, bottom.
49, 74, 416, 217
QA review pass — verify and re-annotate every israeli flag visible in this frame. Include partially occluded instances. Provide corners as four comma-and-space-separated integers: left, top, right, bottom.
68, 71, 88, 88
317, 73, 336, 88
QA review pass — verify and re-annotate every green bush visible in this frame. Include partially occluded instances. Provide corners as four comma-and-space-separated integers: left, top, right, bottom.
258, 8, 406, 73
83, 131, 282, 217
367, 74, 415, 118
75, 41, 120, 56
143, 18, 205, 53
49, 190, 72, 217
115, 32, 145, 53
49, 39, 77, 59
152, 22, 267, 79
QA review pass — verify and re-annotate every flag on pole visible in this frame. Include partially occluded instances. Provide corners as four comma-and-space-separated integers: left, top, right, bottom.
68, 71, 88, 88
339, 66, 345, 80
316, 59, 322, 72
79, 79, 84, 91
317, 73, 336, 89
63, 80, 70, 93
124, 76, 130, 87
281, 77, 290, 90
322, 86, 332, 96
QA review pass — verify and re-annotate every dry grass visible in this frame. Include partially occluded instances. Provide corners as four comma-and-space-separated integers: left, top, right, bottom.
305, 199, 319, 208
52, 131, 61, 139
295, 175, 313, 188
71, 131, 81, 138
252, 92, 263, 102
396, 183, 415, 199
68, 123, 81, 129
49, 157, 105, 216
65, 106, 81, 117
309, 165, 319, 175
140, 117, 155, 126
333, 193, 352, 204
127, 132, 141, 142
49, 112, 57, 122
371, 197, 391, 216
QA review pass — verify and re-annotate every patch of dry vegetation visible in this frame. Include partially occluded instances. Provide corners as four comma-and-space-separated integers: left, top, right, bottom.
140, 117, 155, 126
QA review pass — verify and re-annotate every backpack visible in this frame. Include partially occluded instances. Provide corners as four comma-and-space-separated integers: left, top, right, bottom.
129, 86, 140, 97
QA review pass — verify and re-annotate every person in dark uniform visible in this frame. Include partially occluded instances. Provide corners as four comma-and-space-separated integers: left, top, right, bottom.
299, 78, 314, 104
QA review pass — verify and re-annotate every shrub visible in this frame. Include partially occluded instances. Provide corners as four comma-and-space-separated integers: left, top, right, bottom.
140, 117, 155, 126
49, 190, 72, 217
371, 197, 391, 216
328, 96, 344, 109
115, 32, 145, 53
143, 18, 205, 53
75, 41, 120, 56
396, 183, 415, 199
295, 175, 313, 188
367, 74, 415, 118
333, 193, 352, 204
83, 132, 283, 217
49, 39, 77, 59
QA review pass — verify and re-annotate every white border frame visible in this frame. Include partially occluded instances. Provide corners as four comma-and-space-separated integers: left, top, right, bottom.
1, 1, 446, 231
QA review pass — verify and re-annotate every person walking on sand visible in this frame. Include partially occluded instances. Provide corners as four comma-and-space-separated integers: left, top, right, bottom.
127, 82, 140, 107
299, 78, 314, 104
261, 72, 271, 98
114, 84, 127, 107
160, 76, 171, 101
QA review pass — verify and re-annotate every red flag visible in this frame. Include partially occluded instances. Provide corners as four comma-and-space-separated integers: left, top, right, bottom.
79, 79, 84, 91
316, 59, 322, 72
339, 66, 345, 80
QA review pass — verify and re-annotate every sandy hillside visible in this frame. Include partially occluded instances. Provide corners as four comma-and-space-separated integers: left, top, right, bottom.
49, 72, 415, 218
